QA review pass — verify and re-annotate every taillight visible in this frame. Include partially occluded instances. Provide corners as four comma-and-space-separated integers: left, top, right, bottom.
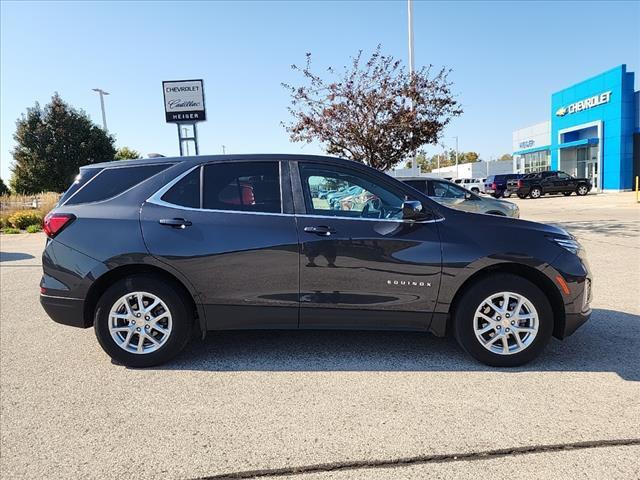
517, 180, 523, 188
491, 182, 497, 190
43, 212, 75, 238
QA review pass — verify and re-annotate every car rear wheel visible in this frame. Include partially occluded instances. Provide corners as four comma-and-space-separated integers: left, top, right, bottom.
576, 184, 589, 196
517, 193, 528, 199
563, 192, 572, 196
453, 274, 553, 367
94, 275, 193, 367
529, 187, 542, 199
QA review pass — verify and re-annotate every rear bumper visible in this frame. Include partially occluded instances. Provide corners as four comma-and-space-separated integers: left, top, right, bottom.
40, 294, 88, 328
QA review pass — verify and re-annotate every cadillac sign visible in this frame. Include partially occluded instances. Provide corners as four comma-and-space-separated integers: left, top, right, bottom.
555, 90, 611, 117
163, 79, 206, 123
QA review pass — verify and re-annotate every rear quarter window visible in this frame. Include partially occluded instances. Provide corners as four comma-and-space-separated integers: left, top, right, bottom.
64, 164, 170, 205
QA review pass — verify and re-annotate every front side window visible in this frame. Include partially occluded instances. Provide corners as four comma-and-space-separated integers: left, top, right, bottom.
300, 163, 409, 220
203, 162, 281, 213
429, 180, 467, 199
556, 172, 570, 180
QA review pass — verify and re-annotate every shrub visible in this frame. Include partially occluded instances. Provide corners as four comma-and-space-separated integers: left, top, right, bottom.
0, 215, 8, 228
26, 224, 42, 233
8, 210, 44, 230
2, 227, 21, 234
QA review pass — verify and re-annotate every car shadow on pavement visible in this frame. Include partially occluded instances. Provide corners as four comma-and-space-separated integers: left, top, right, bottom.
0, 252, 35, 262
157, 308, 640, 381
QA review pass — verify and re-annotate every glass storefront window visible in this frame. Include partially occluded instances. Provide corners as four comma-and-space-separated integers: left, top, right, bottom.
517, 150, 551, 173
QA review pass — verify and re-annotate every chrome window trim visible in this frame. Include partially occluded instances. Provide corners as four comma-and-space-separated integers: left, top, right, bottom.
147, 164, 444, 224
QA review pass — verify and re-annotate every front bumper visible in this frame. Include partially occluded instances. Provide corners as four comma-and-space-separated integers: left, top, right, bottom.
563, 310, 592, 337
40, 294, 88, 328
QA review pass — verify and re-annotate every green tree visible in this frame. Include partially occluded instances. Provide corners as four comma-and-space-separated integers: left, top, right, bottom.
0, 178, 9, 196
499, 153, 513, 162
283, 46, 462, 171
10, 94, 116, 194
114, 147, 141, 160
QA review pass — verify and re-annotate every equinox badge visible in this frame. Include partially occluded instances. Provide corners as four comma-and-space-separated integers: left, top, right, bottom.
387, 280, 431, 287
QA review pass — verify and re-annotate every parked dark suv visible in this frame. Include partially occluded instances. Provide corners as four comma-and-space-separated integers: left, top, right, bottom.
40, 155, 592, 368
484, 174, 523, 198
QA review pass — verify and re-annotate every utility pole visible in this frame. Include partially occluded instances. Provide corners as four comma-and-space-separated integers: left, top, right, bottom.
222, 145, 226, 155
92, 88, 109, 131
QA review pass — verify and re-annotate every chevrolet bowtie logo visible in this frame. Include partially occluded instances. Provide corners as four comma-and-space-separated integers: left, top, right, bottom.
555, 107, 567, 116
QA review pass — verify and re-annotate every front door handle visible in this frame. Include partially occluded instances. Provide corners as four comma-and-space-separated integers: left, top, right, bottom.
159, 218, 192, 229
303, 225, 336, 236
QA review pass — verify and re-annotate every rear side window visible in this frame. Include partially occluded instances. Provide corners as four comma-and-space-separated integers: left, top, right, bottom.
203, 162, 281, 213
161, 168, 201, 208
65, 164, 170, 205
58, 168, 102, 205
404, 180, 427, 193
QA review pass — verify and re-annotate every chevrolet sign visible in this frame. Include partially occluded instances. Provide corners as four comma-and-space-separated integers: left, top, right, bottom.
556, 91, 611, 116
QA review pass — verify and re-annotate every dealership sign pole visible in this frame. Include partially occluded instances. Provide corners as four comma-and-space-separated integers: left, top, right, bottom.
163, 79, 206, 156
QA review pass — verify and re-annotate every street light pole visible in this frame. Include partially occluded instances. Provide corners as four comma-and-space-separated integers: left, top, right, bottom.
92, 88, 109, 132
407, 0, 417, 175
453, 136, 459, 179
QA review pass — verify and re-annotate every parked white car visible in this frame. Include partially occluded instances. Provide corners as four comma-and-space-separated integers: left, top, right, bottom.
456, 178, 486, 194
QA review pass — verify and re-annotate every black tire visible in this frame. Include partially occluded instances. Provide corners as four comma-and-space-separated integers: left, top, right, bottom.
576, 184, 589, 196
563, 192, 572, 196
517, 193, 528, 199
492, 192, 502, 199
486, 211, 506, 216
94, 274, 193, 367
529, 186, 542, 199
471, 188, 479, 193
453, 273, 553, 367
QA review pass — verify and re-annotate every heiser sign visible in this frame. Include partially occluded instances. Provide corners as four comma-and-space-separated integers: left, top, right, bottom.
163, 79, 206, 123
555, 91, 611, 117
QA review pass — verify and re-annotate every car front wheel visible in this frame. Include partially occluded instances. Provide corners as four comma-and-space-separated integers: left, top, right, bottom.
576, 184, 589, 196
94, 274, 193, 367
453, 274, 553, 367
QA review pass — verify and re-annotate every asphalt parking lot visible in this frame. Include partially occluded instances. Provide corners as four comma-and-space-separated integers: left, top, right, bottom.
1, 192, 639, 479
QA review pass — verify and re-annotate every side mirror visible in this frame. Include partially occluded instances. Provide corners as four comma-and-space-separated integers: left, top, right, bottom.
402, 200, 424, 220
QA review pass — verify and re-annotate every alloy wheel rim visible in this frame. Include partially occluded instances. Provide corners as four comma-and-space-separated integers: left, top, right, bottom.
473, 291, 539, 355
108, 291, 172, 354
531, 189, 541, 198
578, 186, 587, 195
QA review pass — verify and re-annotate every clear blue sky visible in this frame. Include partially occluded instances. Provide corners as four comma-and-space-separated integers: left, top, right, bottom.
1, 0, 639, 181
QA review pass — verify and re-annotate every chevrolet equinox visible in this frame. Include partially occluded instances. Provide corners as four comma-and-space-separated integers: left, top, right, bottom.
40, 155, 592, 367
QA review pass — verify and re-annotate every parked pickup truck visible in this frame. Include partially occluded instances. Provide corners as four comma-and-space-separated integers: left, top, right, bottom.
509, 171, 592, 199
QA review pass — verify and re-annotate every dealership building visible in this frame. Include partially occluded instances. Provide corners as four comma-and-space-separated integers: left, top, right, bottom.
512, 65, 639, 191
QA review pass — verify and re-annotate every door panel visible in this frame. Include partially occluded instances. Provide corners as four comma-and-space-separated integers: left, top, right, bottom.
295, 163, 442, 330
141, 162, 299, 330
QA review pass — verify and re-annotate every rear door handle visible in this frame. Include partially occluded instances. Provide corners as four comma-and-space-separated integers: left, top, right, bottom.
159, 218, 192, 229
303, 225, 336, 236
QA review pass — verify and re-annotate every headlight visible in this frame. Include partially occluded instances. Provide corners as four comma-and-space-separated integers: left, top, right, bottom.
550, 237, 581, 254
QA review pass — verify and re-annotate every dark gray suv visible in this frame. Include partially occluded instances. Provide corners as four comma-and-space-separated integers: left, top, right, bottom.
40, 155, 592, 367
